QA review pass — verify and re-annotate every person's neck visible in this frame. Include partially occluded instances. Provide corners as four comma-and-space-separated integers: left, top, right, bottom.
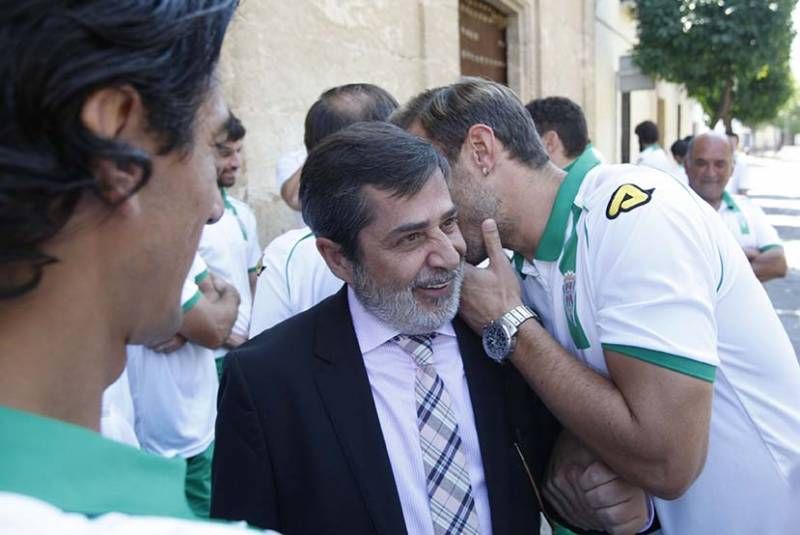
0, 266, 122, 430
502, 162, 566, 261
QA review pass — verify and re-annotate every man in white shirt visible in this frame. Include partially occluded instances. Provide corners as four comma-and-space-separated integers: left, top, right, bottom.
410, 78, 800, 534
0, 1, 269, 531
686, 132, 787, 282
127, 253, 239, 517
634, 120, 675, 177
250, 83, 398, 336
199, 112, 261, 376
212, 122, 650, 534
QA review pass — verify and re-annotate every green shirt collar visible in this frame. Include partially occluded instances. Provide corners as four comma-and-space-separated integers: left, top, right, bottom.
561, 143, 596, 173
0, 405, 195, 519
721, 190, 739, 211
534, 145, 601, 262
220, 186, 235, 211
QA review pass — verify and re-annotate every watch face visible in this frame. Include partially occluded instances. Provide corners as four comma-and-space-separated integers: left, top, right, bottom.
482, 321, 511, 362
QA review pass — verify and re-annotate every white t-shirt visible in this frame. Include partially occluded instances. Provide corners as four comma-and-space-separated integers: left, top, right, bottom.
725, 152, 752, 194
636, 145, 676, 178
100, 370, 139, 448
126, 254, 218, 458
515, 162, 800, 534
718, 192, 782, 251
198, 191, 261, 357
249, 227, 343, 337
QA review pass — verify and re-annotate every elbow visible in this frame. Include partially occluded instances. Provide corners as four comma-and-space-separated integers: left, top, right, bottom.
778, 259, 788, 278
640, 450, 706, 500
646, 467, 697, 500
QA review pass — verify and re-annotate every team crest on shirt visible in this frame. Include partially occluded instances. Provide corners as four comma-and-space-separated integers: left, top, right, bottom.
563, 271, 578, 325
606, 184, 654, 220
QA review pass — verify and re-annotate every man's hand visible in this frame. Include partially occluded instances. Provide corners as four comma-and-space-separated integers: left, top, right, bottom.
459, 219, 524, 333
545, 431, 650, 534
743, 247, 759, 262
148, 334, 187, 353
224, 332, 248, 349
579, 462, 651, 535
743, 246, 787, 282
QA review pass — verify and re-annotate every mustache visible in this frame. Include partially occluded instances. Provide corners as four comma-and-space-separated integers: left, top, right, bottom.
413, 261, 464, 288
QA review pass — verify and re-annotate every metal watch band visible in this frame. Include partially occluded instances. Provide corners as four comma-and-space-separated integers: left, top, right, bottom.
504, 305, 536, 328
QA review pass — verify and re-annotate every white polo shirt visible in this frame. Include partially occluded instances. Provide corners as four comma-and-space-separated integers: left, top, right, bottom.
249, 226, 343, 337
718, 191, 782, 252
198, 189, 261, 357
126, 254, 218, 458
514, 151, 800, 534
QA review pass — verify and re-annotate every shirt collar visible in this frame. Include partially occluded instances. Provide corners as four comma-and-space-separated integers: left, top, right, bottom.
0, 405, 195, 518
721, 190, 739, 212
347, 286, 455, 355
533, 145, 601, 262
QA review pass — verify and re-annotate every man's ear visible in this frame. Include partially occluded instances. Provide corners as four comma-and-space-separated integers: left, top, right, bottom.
540, 130, 560, 159
465, 124, 499, 176
316, 237, 354, 285
81, 85, 149, 213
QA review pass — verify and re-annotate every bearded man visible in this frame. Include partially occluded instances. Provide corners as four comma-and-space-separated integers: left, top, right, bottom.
210, 122, 650, 534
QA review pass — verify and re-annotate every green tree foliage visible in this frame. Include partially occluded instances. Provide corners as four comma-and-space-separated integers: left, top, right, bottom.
633, 0, 797, 129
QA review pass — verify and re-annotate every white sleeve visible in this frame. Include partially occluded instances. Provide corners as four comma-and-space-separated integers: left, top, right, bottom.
181, 254, 207, 311
247, 221, 262, 273
588, 185, 720, 381
249, 242, 295, 338
744, 200, 782, 251
275, 148, 306, 188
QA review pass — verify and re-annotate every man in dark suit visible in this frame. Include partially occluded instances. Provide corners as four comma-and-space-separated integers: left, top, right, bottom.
211, 123, 650, 534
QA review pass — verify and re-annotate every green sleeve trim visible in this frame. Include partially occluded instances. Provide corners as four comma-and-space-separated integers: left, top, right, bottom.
758, 243, 783, 253
602, 343, 717, 383
194, 269, 209, 284
181, 290, 201, 313
248, 266, 259, 273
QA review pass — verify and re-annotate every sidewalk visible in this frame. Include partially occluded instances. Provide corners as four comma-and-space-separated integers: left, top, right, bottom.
748, 145, 800, 359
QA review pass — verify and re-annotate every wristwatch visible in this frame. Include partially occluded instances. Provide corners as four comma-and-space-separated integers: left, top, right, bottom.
482, 305, 539, 363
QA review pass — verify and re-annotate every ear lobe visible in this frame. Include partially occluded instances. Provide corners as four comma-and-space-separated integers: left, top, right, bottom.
91, 158, 147, 215
315, 237, 353, 285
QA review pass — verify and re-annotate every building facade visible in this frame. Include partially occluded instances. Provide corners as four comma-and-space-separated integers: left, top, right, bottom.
221, 0, 700, 242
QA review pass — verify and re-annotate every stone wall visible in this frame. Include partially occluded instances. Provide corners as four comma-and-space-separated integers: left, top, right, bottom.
220, 0, 461, 244
220, 0, 664, 246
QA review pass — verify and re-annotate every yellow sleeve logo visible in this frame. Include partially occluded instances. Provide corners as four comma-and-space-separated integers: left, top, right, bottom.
606, 184, 654, 220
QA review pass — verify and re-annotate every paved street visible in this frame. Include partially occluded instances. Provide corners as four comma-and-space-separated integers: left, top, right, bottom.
747, 146, 800, 358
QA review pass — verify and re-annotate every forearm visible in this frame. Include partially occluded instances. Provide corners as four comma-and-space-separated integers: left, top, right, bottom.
280, 171, 301, 211
750, 249, 787, 282
510, 321, 701, 498
180, 289, 239, 348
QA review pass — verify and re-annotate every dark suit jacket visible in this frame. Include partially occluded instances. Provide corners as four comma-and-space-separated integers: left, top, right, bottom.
211, 286, 560, 534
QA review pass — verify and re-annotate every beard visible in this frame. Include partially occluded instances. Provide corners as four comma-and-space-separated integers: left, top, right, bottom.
351, 259, 465, 335
448, 160, 514, 265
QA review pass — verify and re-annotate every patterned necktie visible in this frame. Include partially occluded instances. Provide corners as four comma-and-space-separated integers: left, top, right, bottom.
393, 334, 481, 535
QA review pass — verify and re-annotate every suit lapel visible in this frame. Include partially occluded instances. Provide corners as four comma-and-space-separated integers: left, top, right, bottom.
454, 318, 513, 535
312, 287, 407, 535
